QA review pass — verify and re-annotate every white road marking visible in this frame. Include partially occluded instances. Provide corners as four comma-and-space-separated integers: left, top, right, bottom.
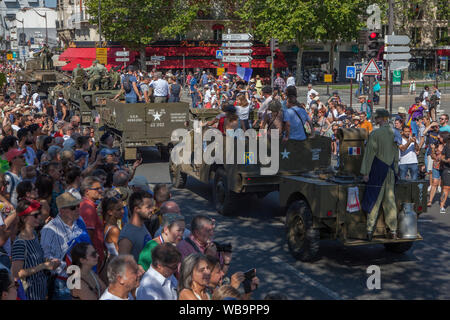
271, 256, 345, 300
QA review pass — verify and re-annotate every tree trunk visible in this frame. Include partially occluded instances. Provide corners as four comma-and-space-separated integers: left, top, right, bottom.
329, 40, 336, 82
295, 40, 304, 86
140, 47, 146, 71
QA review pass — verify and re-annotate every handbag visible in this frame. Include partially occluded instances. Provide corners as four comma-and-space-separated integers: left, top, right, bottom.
373, 82, 381, 92
292, 107, 311, 136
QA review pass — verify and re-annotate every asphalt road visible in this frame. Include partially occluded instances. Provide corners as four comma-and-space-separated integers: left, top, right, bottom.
135, 147, 450, 300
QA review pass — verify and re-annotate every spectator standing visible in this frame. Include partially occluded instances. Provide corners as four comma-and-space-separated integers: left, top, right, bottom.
70, 242, 106, 300
440, 134, 450, 214
0, 269, 17, 300
306, 84, 318, 107
439, 114, 450, 133
398, 126, 419, 180
283, 96, 311, 142
359, 112, 373, 133
358, 96, 371, 120
138, 214, 185, 272
79, 177, 105, 268
428, 132, 447, 207
151, 72, 169, 103
136, 243, 181, 300
274, 73, 286, 94
4, 148, 26, 207
118, 191, 153, 263
99, 255, 141, 300
11, 199, 60, 300
235, 94, 250, 130
286, 72, 295, 88
178, 253, 212, 300
168, 76, 182, 102
122, 66, 141, 104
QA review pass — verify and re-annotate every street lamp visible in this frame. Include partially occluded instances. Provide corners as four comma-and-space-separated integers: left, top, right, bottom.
14, 18, 25, 65
22, 7, 48, 45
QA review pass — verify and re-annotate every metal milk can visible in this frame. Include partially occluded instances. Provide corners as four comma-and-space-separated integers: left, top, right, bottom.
397, 203, 418, 239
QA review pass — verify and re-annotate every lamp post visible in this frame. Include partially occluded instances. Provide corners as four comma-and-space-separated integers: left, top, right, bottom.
23, 7, 48, 45
14, 18, 25, 65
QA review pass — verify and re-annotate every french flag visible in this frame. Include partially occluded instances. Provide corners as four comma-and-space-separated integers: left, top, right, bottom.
348, 147, 361, 155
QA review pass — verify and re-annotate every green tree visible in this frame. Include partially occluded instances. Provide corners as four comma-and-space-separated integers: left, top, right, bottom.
85, 0, 209, 69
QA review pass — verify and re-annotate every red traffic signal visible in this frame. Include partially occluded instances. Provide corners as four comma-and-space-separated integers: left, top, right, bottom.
369, 32, 378, 39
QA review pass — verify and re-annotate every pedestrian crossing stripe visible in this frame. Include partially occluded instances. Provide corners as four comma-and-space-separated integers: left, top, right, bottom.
348, 147, 361, 155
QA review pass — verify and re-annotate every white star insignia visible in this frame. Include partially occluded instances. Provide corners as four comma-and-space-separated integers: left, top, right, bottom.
153, 112, 162, 121
281, 148, 290, 159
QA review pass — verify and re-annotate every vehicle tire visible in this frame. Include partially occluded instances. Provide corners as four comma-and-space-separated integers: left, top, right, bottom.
384, 241, 414, 254
213, 168, 238, 216
286, 200, 320, 262
169, 159, 187, 188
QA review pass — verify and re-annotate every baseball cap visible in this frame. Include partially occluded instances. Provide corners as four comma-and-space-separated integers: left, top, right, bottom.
63, 138, 76, 149
128, 175, 153, 195
74, 150, 89, 161
56, 192, 81, 210
5, 148, 26, 162
100, 148, 118, 157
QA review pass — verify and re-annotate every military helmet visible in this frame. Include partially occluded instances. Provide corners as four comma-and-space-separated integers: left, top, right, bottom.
374, 108, 390, 119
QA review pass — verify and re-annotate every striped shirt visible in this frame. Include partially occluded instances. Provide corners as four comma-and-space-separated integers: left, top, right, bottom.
40, 215, 84, 278
12, 233, 48, 300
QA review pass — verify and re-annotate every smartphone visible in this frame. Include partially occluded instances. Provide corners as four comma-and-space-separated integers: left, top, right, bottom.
244, 268, 256, 280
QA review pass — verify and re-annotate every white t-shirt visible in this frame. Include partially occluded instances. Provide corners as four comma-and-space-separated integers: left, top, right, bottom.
236, 105, 250, 120
307, 89, 318, 105
99, 289, 134, 300
203, 90, 212, 104
4, 171, 21, 208
399, 137, 418, 165
286, 76, 296, 87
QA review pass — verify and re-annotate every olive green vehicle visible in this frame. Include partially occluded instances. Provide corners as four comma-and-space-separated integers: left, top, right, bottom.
15, 58, 71, 95
170, 125, 428, 261
98, 99, 191, 161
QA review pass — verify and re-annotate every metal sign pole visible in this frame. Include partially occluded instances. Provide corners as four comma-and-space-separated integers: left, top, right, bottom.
350, 79, 353, 108
385, 62, 389, 110
271, 38, 274, 88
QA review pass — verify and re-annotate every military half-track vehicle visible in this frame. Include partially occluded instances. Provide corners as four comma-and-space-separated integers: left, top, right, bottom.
99, 99, 191, 161
15, 58, 71, 95
171, 124, 427, 261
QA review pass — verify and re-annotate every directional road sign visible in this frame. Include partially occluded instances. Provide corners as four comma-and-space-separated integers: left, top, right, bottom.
150, 56, 165, 61
383, 53, 412, 61
384, 35, 410, 45
222, 49, 253, 54
221, 42, 252, 48
216, 50, 223, 59
390, 61, 410, 70
346, 66, 356, 79
376, 61, 383, 72
222, 56, 253, 63
354, 62, 363, 73
384, 46, 410, 53
116, 58, 129, 62
146, 61, 160, 65
116, 51, 129, 57
363, 58, 382, 75
222, 33, 253, 41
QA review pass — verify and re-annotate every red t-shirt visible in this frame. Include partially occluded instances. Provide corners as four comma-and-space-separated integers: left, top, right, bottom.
53, 132, 63, 138
80, 198, 105, 263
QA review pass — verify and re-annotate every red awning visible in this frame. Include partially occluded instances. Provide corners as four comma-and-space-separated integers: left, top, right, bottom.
59, 48, 97, 61
60, 58, 94, 71
437, 49, 450, 57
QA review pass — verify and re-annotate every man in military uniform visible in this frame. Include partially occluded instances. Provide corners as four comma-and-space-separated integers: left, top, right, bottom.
72, 64, 86, 90
110, 66, 121, 89
39, 44, 53, 70
361, 108, 399, 241
87, 60, 102, 91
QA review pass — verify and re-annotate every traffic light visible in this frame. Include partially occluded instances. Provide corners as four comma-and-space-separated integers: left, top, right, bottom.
367, 31, 381, 59
270, 38, 279, 51
19, 33, 26, 46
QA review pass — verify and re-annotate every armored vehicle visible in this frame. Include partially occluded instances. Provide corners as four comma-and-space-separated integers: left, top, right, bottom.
15, 58, 71, 95
99, 99, 190, 161
280, 129, 427, 261
171, 124, 427, 261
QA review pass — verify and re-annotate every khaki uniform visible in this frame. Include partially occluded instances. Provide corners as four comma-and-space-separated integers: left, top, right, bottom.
360, 123, 399, 233
73, 67, 86, 89
87, 65, 102, 90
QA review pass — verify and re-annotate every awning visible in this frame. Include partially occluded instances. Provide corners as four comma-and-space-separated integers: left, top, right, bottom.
437, 49, 450, 57
60, 58, 95, 71
59, 48, 97, 61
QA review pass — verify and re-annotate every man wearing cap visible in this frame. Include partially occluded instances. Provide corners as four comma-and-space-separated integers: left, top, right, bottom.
359, 96, 371, 120
4, 149, 26, 207
396, 106, 407, 122
361, 109, 399, 241
40, 192, 90, 300
128, 175, 153, 196
306, 83, 318, 107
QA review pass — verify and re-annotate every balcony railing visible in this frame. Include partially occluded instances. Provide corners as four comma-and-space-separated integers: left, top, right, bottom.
67, 12, 90, 29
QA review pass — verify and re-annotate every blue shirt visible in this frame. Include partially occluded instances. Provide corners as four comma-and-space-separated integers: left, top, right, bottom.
440, 125, 450, 133
285, 106, 310, 141
190, 77, 197, 92
123, 75, 137, 99
393, 128, 402, 146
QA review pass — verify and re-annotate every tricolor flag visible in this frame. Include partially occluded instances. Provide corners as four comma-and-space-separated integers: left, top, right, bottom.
348, 147, 361, 155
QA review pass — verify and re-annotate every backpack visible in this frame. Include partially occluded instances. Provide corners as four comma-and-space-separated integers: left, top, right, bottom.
123, 75, 132, 93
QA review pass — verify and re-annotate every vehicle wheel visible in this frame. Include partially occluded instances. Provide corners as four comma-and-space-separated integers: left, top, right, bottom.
286, 200, 320, 262
213, 168, 238, 216
169, 159, 187, 188
384, 241, 414, 253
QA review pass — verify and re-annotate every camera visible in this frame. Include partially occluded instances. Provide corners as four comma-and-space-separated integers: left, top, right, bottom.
213, 242, 232, 253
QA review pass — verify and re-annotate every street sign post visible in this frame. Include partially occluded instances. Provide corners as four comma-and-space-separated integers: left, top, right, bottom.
116, 58, 129, 62
115, 51, 129, 57
146, 61, 160, 65
383, 53, 412, 60
96, 48, 107, 65
324, 74, 332, 95
384, 35, 410, 45
221, 42, 253, 48
363, 58, 382, 76
346, 66, 356, 108
390, 61, 410, 70
150, 56, 165, 61
222, 56, 252, 63
222, 33, 253, 41
222, 49, 252, 54
216, 50, 223, 59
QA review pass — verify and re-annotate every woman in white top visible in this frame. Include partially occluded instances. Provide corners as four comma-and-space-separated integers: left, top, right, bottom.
102, 196, 124, 257
235, 94, 250, 130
